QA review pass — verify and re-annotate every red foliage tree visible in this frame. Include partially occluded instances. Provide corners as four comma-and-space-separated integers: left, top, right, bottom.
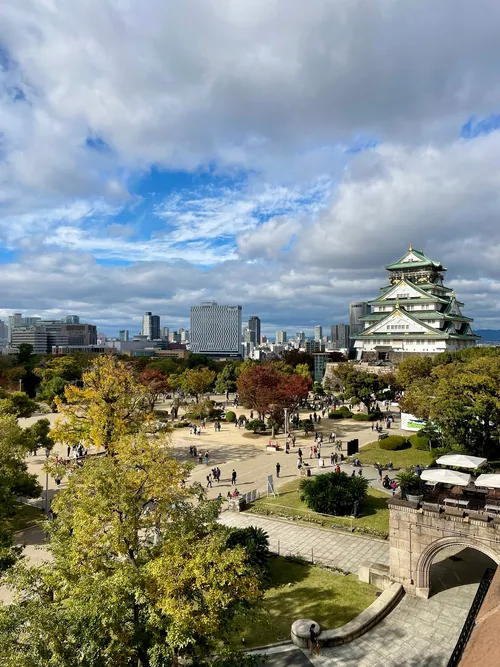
237, 362, 310, 428
138, 369, 171, 409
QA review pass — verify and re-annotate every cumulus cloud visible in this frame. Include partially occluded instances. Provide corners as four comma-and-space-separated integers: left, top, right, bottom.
1, 1, 500, 331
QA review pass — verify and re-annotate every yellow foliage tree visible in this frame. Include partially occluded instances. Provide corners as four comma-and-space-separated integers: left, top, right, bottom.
52, 355, 153, 450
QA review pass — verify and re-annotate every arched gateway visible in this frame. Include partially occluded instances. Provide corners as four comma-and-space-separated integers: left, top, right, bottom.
388, 499, 500, 598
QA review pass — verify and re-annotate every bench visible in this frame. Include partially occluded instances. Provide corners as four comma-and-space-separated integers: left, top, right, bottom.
444, 498, 469, 508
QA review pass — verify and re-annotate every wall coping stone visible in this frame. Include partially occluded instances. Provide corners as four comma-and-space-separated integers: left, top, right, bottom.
290, 583, 404, 648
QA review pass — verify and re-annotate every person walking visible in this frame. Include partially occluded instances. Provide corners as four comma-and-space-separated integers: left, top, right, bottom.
330, 452, 335, 465
298, 447, 303, 458
309, 624, 320, 656
276, 462, 281, 478
231, 469, 237, 485
206, 475, 212, 488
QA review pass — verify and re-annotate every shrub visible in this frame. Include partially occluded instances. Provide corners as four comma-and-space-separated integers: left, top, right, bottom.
225, 410, 236, 423
352, 413, 370, 421
226, 526, 270, 573
378, 435, 410, 451
245, 419, 266, 433
395, 470, 423, 496
172, 421, 189, 429
328, 410, 353, 419
300, 471, 368, 516
409, 435, 429, 451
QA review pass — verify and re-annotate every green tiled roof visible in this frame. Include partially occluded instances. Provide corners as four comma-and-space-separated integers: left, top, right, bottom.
385, 247, 446, 271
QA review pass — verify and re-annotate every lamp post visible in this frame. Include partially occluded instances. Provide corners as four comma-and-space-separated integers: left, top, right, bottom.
284, 408, 288, 443
44, 448, 50, 514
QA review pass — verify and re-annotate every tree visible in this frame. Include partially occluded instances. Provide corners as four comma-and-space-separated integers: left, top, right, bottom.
184, 354, 217, 371
300, 471, 368, 516
214, 363, 238, 394
52, 356, 153, 450
0, 415, 42, 570
396, 355, 434, 389
24, 418, 54, 454
0, 391, 39, 418
343, 370, 387, 412
295, 363, 312, 381
279, 349, 314, 372
179, 367, 216, 403
237, 363, 310, 431
37, 376, 67, 406
0, 433, 264, 666
15, 344, 40, 397
139, 368, 171, 410
35, 355, 83, 383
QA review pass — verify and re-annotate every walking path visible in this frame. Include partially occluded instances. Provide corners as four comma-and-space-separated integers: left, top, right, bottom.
219, 513, 389, 573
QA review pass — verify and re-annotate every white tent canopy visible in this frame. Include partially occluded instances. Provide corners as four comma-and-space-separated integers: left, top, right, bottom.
421, 468, 471, 486
475, 474, 500, 489
436, 454, 487, 469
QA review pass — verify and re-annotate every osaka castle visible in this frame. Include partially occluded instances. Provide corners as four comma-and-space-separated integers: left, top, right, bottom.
352, 245, 478, 361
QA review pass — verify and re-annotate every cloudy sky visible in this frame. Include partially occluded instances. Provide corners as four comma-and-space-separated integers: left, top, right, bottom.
1, 0, 500, 336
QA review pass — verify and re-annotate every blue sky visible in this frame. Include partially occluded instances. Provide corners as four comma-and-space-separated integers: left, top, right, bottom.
2, 0, 500, 334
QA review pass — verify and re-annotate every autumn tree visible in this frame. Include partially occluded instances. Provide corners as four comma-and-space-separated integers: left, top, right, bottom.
139, 368, 171, 409
0, 415, 42, 571
179, 367, 216, 403
237, 362, 310, 432
0, 432, 264, 666
343, 370, 387, 412
52, 355, 153, 450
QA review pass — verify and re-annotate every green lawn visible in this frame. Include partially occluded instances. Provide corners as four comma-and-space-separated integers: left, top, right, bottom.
8, 503, 43, 533
248, 480, 390, 537
357, 440, 434, 469
239, 556, 377, 647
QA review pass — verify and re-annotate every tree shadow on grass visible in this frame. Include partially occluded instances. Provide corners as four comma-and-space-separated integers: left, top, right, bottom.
358, 494, 389, 518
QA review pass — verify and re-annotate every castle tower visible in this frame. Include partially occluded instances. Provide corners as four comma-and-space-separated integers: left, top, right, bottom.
352, 245, 478, 361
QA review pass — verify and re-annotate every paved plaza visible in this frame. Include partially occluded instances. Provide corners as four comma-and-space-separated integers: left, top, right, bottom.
219, 512, 389, 573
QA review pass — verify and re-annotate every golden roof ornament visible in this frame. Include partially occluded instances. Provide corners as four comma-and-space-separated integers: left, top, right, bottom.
409, 243, 413, 251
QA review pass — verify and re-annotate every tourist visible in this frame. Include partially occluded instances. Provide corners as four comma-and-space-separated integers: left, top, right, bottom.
204, 451, 209, 464
198, 453, 203, 465
309, 624, 320, 656
206, 475, 212, 488
297, 458, 302, 471
192, 445, 197, 458
351, 470, 356, 477
276, 462, 281, 478
330, 452, 335, 465
231, 469, 237, 486
358, 468, 363, 477
285, 442, 290, 454
335, 465, 341, 473
298, 447, 303, 458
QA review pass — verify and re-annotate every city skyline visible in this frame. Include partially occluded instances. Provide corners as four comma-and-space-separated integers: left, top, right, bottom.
2, 4, 500, 331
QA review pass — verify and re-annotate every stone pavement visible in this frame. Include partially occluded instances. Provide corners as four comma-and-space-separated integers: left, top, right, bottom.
219, 513, 389, 573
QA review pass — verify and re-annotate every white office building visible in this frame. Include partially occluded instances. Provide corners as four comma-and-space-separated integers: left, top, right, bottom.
190, 302, 242, 358
314, 325, 323, 341
142, 312, 160, 341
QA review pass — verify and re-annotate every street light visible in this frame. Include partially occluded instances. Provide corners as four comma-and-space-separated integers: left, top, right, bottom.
44, 448, 51, 514
283, 408, 288, 441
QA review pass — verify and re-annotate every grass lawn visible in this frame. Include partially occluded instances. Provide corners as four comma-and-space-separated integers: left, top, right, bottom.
357, 440, 434, 469
239, 556, 377, 647
8, 503, 44, 533
248, 480, 390, 537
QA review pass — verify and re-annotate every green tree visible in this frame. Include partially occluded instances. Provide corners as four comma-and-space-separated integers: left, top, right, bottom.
300, 471, 368, 516
37, 376, 67, 406
396, 355, 434, 389
52, 356, 153, 450
35, 355, 83, 383
184, 354, 217, 371
0, 415, 42, 570
0, 391, 39, 418
0, 433, 264, 666
343, 370, 387, 412
24, 418, 54, 454
179, 367, 216, 403
214, 363, 238, 394
295, 363, 312, 381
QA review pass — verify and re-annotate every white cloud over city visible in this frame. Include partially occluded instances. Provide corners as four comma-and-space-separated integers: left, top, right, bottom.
1, 0, 500, 333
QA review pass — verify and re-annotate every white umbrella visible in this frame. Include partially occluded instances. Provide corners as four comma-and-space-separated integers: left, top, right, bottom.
436, 454, 487, 469
475, 474, 500, 489
421, 468, 471, 486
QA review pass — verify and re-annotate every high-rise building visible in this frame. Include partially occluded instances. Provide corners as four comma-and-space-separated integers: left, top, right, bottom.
314, 325, 323, 341
8, 319, 97, 353
0, 319, 8, 341
243, 327, 252, 344
276, 330, 287, 344
352, 245, 478, 360
350, 301, 371, 337
305, 339, 323, 354
179, 328, 190, 344
161, 327, 170, 340
63, 315, 80, 324
142, 312, 161, 340
190, 301, 242, 358
248, 316, 261, 345
331, 323, 350, 349
119, 330, 129, 342
296, 331, 306, 345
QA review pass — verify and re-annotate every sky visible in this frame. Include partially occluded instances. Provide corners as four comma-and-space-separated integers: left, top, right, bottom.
2, 1, 500, 336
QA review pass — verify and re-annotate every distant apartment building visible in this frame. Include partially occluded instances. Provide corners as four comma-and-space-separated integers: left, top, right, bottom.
296, 331, 306, 345
349, 302, 371, 337
248, 316, 261, 345
276, 330, 287, 344
63, 315, 80, 324
119, 330, 129, 342
161, 326, 170, 340
314, 325, 323, 342
190, 302, 242, 358
0, 319, 8, 341
305, 339, 323, 354
331, 323, 350, 349
179, 328, 190, 344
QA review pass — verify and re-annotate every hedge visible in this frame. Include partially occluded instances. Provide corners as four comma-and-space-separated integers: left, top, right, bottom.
172, 421, 190, 429
378, 435, 410, 451
409, 435, 429, 451
225, 410, 236, 423
328, 410, 353, 419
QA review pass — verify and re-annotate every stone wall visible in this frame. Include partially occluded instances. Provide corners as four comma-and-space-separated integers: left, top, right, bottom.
388, 500, 500, 598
